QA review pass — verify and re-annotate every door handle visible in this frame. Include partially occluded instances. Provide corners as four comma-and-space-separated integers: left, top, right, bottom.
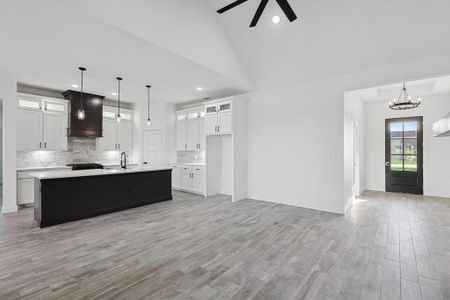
385, 162, 391, 167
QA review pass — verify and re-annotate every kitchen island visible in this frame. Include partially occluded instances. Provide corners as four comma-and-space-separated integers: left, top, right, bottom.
30, 167, 172, 228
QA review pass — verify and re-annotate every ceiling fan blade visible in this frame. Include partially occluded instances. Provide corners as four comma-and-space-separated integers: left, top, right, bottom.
250, 0, 269, 27
275, 0, 298, 22
217, 0, 249, 14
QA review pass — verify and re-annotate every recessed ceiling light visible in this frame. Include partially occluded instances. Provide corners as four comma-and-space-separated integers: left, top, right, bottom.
196, 87, 203, 91
72, 84, 79, 88
111, 92, 117, 96
272, 16, 281, 24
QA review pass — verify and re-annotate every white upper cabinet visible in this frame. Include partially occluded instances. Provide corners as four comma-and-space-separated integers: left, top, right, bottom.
98, 118, 118, 150
43, 113, 67, 150
218, 112, 232, 134
205, 115, 218, 136
187, 118, 199, 150
17, 94, 68, 151
176, 119, 188, 151
17, 109, 43, 151
118, 119, 133, 151
203, 98, 233, 135
176, 108, 205, 151
97, 107, 133, 151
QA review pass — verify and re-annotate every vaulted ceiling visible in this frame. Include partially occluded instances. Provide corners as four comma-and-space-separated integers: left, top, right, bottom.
0, 0, 449, 103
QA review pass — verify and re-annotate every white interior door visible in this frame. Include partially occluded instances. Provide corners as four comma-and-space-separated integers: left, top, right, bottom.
43, 112, 67, 150
143, 130, 163, 167
17, 109, 43, 151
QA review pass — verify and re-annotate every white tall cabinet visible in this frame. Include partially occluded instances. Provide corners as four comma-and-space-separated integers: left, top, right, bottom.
97, 107, 133, 151
203, 96, 248, 202
205, 99, 232, 135
16, 94, 68, 151
174, 107, 207, 196
176, 110, 206, 151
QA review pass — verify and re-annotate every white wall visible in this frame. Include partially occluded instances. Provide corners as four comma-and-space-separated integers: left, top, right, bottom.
0, 103, 2, 184
133, 100, 176, 166
364, 92, 450, 197
344, 92, 365, 212
246, 53, 450, 214
0, 70, 18, 213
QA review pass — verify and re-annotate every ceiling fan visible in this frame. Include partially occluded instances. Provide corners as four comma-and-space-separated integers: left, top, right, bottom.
217, 0, 298, 27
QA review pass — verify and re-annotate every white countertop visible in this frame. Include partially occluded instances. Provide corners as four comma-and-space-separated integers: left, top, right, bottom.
17, 166, 72, 172
17, 163, 139, 172
172, 163, 206, 167
29, 167, 173, 180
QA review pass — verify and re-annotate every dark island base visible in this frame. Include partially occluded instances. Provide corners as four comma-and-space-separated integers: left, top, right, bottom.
34, 170, 172, 228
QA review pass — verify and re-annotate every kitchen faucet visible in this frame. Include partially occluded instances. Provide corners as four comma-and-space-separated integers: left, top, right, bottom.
120, 152, 127, 169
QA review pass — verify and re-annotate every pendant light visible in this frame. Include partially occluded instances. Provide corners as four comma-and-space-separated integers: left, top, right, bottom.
146, 84, 151, 126
116, 77, 122, 122
389, 82, 421, 110
77, 67, 86, 120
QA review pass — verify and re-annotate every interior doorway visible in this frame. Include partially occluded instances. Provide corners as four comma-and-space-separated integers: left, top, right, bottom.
385, 116, 423, 194
0, 100, 3, 209
143, 130, 164, 168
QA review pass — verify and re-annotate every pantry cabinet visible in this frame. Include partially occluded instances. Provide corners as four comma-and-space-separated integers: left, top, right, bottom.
176, 108, 205, 151
97, 107, 133, 151
204, 99, 232, 135
16, 94, 68, 151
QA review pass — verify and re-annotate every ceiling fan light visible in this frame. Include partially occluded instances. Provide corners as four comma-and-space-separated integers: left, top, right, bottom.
272, 16, 281, 24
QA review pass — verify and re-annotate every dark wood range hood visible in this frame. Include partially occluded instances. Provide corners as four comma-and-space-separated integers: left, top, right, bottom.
63, 90, 105, 137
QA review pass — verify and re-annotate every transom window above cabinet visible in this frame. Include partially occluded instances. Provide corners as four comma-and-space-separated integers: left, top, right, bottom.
103, 107, 133, 120
205, 99, 232, 115
18, 95, 68, 114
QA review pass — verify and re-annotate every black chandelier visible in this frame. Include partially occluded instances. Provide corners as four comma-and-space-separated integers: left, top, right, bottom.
389, 82, 421, 110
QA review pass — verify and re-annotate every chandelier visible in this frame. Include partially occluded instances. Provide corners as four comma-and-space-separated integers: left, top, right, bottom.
389, 82, 421, 110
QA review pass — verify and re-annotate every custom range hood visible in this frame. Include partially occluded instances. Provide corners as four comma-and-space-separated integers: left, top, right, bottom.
63, 90, 105, 137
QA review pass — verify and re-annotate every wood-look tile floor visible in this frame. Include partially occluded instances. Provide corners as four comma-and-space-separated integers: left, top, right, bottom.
1, 191, 449, 299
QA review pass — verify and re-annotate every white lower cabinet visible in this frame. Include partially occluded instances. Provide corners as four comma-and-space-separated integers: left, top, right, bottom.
172, 166, 181, 189
192, 168, 205, 194
17, 176, 34, 205
172, 166, 206, 196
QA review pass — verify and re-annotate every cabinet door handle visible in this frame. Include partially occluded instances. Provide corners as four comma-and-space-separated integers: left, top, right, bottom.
218, 126, 220, 132
39, 142, 42, 148
118, 144, 120, 149
185, 144, 187, 149
44, 142, 47, 148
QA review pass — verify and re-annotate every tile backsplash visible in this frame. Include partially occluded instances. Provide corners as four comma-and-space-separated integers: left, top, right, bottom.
176, 151, 205, 165
17, 137, 132, 168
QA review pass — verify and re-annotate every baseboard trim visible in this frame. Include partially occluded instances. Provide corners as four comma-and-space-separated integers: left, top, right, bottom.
2, 205, 18, 214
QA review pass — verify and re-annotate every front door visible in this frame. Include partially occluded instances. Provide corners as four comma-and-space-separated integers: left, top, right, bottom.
385, 117, 423, 194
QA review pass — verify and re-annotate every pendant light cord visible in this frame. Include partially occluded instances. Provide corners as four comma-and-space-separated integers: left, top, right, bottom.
146, 84, 151, 121
79, 67, 86, 111
117, 77, 122, 117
